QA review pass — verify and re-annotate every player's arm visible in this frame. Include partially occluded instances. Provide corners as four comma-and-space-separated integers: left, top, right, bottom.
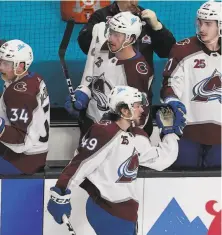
150, 25, 176, 58
160, 45, 187, 131
65, 21, 106, 118
161, 46, 185, 100
47, 123, 118, 224
55, 123, 117, 191
131, 60, 153, 130
0, 93, 42, 153
64, 85, 91, 118
78, 9, 105, 55
139, 133, 179, 171
139, 106, 185, 170
141, 9, 176, 58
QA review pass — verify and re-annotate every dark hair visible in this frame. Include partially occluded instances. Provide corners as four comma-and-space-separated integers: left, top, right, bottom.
0, 39, 7, 47
102, 103, 129, 121
102, 112, 121, 121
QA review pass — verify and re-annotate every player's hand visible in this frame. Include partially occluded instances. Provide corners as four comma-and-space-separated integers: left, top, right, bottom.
156, 106, 174, 135
0, 117, 5, 136
64, 85, 91, 118
47, 187, 72, 224
164, 97, 187, 135
73, 85, 91, 110
64, 95, 80, 118
156, 105, 186, 137
141, 9, 162, 30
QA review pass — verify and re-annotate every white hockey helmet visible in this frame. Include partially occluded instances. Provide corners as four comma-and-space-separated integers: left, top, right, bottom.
197, 1, 222, 36
108, 85, 148, 115
108, 11, 142, 42
0, 39, 33, 75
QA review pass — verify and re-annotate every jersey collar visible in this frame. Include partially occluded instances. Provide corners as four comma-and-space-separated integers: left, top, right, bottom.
198, 38, 221, 56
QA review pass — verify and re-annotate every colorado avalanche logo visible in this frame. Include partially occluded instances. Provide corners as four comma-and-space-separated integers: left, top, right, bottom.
176, 38, 190, 46
192, 69, 222, 103
136, 62, 148, 75
86, 72, 112, 111
14, 81, 27, 92
116, 148, 139, 183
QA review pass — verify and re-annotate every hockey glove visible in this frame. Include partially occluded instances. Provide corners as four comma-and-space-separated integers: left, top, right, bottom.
164, 97, 186, 135
64, 85, 91, 118
47, 187, 72, 224
156, 106, 174, 135
0, 117, 5, 136
156, 106, 186, 137
141, 9, 162, 30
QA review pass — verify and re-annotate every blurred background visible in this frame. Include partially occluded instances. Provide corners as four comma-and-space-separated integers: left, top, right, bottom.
0, 1, 204, 107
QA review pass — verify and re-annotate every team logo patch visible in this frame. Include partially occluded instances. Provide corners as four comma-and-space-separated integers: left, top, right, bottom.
116, 147, 139, 183
192, 69, 221, 103
176, 38, 190, 46
14, 81, 27, 92
17, 44, 25, 51
142, 34, 151, 44
136, 62, 148, 74
117, 87, 125, 94
131, 17, 137, 25
85, 72, 112, 111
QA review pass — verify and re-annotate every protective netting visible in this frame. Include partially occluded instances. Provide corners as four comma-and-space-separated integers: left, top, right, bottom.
0, 1, 203, 61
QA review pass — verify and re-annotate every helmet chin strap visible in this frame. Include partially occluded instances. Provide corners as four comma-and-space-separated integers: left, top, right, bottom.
120, 108, 136, 127
13, 63, 28, 82
197, 33, 220, 45
2, 69, 27, 83
108, 38, 135, 54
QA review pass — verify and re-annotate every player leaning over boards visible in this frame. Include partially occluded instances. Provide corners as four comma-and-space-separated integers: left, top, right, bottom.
65, 12, 154, 139
77, 0, 176, 137
0, 40, 50, 175
48, 85, 186, 235
161, 1, 221, 169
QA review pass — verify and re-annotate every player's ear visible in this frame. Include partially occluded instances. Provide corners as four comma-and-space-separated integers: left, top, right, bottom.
15, 62, 25, 75
120, 107, 130, 117
129, 35, 136, 44
17, 62, 25, 72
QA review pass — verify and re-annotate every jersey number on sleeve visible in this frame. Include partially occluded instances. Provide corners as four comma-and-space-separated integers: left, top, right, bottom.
81, 138, 98, 150
10, 108, 29, 123
164, 58, 173, 71
39, 104, 49, 143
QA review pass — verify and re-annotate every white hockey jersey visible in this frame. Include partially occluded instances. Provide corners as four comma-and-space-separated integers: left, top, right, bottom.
56, 120, 179, 221
0, 72, 50, 174
161, 37, 221, 145
80, 22, 153, 135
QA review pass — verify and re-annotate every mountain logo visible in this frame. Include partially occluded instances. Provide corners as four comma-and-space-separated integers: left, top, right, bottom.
146, 198, 221, 235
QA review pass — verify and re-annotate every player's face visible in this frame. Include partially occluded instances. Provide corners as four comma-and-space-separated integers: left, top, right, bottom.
0, 59, 15, 81
116, 0, 138, 12
196, 19, 219, 43
132, 102, 144, 126
108, 29, 126, 53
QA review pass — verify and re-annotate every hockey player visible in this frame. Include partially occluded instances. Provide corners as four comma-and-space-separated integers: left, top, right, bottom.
78, 0, 175, 66
161, 1, 221, 168
48, 85, 186, 235
77, 0, 176, 136
0, 39, 50, 175
65, 12, 153, 138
